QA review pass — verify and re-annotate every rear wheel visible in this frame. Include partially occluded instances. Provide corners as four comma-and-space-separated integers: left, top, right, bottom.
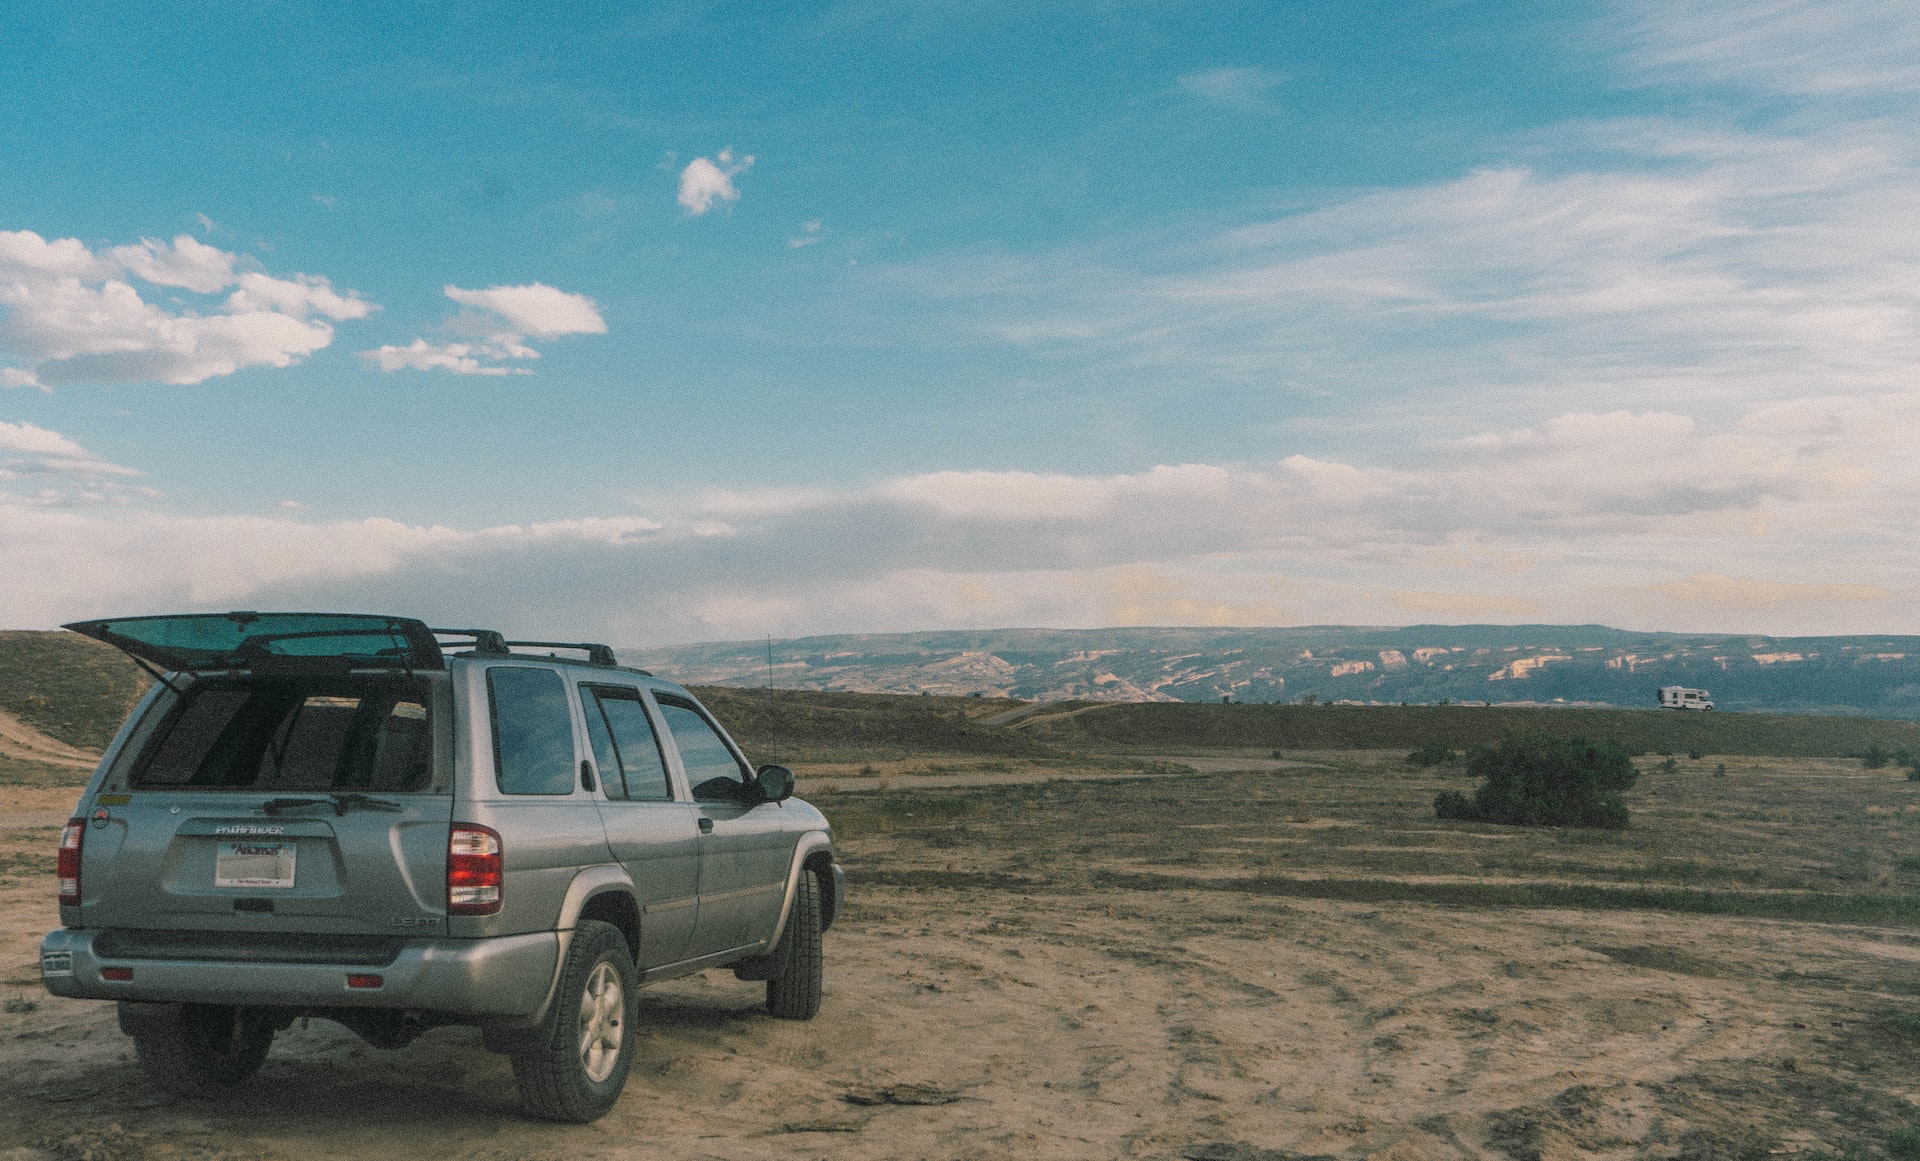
511, 920, 638, 1122
128, 1003, 275, 1095
766, 869, 823, 1020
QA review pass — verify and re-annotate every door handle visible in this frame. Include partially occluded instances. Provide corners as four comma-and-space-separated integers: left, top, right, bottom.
698, 817, 714, 834
579, 760, 595, 792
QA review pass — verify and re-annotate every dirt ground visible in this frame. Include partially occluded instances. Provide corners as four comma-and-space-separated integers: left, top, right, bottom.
5, 750, 1920, 1159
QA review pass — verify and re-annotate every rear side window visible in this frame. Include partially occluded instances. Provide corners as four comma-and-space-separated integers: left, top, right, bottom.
488, 667, 576, 795
131, 679, 432, 792
581, 686, 672, 801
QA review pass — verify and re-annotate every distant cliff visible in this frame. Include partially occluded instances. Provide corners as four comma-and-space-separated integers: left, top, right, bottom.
625, 625, 1920, 718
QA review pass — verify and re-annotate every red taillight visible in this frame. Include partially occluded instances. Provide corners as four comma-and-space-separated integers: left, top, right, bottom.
346, 974, 384, 989
101, 967, 133, 981
448, 824, 502, 916
57, 818, 84, 906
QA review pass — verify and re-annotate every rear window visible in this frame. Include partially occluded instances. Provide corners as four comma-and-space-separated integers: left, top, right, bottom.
488, 666, 577, 795
130, 677, 433, 792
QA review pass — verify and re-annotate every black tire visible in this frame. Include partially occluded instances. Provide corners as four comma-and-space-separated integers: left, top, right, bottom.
510, 919, 638, 1123
129, 1003, 275, 1096
765, 868, 823, 1020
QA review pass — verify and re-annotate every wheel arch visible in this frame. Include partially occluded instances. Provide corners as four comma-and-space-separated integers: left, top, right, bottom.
804, 848, 840, 932
760, 833, 835, 950
556, 865, 642, 963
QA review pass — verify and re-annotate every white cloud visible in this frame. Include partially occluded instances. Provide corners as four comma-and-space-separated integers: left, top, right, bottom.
225, 271, 374, 321
1176, 66, 1285, 110
1615, 0, 1920, 93
362, 339, 525, 376
789, 220, 824, 248
107, 235, 236, 294
361, 282, 605, 377
678, 149, 754, 215
0, 230, 373, 388
881, 113, 1920, 450
443, 283, 606, 337
0, 420, 143, 508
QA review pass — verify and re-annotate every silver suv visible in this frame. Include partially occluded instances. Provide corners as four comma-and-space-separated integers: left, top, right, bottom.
38, 612, 843, 1122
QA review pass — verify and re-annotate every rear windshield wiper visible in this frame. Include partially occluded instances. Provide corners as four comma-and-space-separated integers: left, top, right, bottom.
329, 793, 405, 816
261, 794, 405, 817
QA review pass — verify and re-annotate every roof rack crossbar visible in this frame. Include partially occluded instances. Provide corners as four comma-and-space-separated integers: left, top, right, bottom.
506, 640, 618, 667
429, 628, 510, 655
428, 629, 633, 670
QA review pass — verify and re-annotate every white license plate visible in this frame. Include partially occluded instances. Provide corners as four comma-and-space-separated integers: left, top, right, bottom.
40, 950, 71, 977
216, 841, 297, 888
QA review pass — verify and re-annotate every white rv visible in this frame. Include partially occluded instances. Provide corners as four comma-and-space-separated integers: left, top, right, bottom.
1658, 686, 1714, 710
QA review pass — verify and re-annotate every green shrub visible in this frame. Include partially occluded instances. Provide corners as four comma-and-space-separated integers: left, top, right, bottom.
1863, 743, 1891, 769
1887, 1125, 1920, 1161
1434, 730, 1638, 830
1406, 743, 1457, 767
1687, 749, 1705, 760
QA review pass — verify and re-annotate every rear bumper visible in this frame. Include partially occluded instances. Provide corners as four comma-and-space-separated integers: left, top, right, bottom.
39, 927, 559, 1016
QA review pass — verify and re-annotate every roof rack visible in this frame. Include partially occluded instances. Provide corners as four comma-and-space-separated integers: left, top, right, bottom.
430, 628, 636, 671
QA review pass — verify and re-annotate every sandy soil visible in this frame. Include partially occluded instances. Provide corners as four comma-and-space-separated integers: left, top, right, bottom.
5, 743, 1920, 1158
4, 876, 1920, 1160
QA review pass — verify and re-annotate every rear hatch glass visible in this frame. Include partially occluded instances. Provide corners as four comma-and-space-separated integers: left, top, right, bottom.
82, 673, 452, 936
132, 677, 432, 792
65, 612, 443, 673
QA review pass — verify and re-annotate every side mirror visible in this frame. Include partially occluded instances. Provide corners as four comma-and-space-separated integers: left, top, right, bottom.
755, 764, 795, 803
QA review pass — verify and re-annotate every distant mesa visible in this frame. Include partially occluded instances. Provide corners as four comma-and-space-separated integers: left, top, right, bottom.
624, 625, 1920, 720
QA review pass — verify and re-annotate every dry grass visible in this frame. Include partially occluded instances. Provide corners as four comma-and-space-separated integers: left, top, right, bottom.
818, 751, 1920, 928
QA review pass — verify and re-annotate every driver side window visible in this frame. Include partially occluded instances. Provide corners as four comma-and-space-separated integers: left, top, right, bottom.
656, 699, 751, 803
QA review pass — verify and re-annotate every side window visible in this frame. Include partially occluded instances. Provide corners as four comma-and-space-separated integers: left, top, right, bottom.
584, 687, 673, 802
657, 700, 750, 804
488, 667, 576, 795
581, 692, 624, 799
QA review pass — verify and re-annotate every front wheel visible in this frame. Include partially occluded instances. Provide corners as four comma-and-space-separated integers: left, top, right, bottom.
511, 920, 638, 1122
128, 1003, 275, 1096
766, 868, 823, 1020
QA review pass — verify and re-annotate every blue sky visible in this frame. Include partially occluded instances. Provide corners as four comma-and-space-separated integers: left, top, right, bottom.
4, 1, 1920, 645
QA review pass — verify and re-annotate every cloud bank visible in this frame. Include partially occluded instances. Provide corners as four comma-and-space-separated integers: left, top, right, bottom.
0, 232, 372, 388
4, 385, 1916, 640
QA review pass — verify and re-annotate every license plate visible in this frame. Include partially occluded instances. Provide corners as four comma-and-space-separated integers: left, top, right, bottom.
216, 841, 297, 888
40, 950, 71, 977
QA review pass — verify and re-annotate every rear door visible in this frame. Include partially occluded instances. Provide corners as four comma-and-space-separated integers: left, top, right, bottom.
577, 682, 702, 968
77, 673, 453, 938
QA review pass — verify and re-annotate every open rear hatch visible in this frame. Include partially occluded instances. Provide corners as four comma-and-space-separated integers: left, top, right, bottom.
64, 611, 445, 675
68, 614, 453, 942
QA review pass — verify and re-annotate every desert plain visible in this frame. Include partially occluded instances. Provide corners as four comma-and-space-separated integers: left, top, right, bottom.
4, 687, 1920, 1160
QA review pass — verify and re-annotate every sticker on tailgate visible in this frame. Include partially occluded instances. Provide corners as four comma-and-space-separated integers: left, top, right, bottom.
215, 841, 297, 888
